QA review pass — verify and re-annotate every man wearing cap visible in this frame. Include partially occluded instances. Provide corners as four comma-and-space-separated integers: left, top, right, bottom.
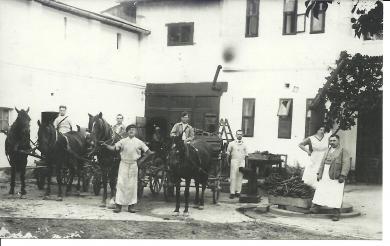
226, 130, 248, 199
112, 114, 126, 138
103, 124, 152, 213
53, 105, 73, 134
170, 111, 194, 143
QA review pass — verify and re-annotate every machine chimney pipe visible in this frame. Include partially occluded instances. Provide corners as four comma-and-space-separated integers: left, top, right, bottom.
212, 65, 223, 90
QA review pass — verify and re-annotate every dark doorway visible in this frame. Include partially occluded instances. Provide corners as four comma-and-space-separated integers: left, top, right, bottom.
355, 98, 383, 184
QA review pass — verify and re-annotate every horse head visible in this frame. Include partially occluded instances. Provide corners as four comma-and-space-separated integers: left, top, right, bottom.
14, 107, 31, 133
87, 112, 112, 151
37, 120, 56, 157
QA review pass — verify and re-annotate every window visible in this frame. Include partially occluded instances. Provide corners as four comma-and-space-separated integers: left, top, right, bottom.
242, 98, 255, 137
305, 99, 313, 137
283, 0, 297, 35
277, 99, 293, 139
0, 108, 10, 131
310, 2, 326, 33
245, 0, 260, 37
167, 22, 194, 46
117, 33, 121, 50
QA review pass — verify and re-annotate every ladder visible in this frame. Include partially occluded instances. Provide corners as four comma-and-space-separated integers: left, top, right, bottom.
219, 118, 234, 146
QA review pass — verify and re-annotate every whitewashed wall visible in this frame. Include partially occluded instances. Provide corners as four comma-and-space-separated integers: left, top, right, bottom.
136, 0, 382, 168
0, 0, 146, 168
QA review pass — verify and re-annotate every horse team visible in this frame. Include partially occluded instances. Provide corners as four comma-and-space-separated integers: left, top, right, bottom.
3, 108, 215, 215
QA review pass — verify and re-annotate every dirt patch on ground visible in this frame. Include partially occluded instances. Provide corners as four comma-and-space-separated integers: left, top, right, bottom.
0, 217, 353, 239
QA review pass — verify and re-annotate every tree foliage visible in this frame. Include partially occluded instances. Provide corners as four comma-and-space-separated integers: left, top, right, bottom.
305, 0, 383, 39
323, 51, 383, 132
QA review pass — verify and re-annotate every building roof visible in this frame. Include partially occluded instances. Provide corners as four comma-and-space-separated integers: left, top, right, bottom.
33, 0, 150, 35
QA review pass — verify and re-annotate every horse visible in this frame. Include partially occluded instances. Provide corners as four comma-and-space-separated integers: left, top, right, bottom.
3, 107, 31, 197
167, 135, 213, 216
88, 112, 121, 207
37, 120, 88, 201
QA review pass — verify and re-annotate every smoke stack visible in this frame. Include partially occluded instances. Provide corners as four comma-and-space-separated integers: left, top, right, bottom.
212, 65, 222, 90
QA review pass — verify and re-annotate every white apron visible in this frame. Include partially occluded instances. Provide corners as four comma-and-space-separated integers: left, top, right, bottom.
230, 159, 245, 194
302, 134, 330, 188
115, 161, 138, 206
312, 165, 345, 208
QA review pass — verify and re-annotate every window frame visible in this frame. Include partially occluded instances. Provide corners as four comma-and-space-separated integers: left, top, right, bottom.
241, 98, 256, 137
282, 0, 298, 35
310, 3, 326, 34
304, 98, 313, 138
166, 22, 194, 46
0, 107, 10, 131
245, 0, 260, 38
277, 98, 293, 139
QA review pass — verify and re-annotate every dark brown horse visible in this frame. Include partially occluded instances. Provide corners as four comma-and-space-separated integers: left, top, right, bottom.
168, 135, 212, 216
3, 107, 31, 197
88, 112, 121, 207
37, 120, 88, 201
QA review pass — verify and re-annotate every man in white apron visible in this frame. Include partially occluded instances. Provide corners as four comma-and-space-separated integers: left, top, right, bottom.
226, 130, 248, 199
310, 134, 351, 221
103, 124, 152, 213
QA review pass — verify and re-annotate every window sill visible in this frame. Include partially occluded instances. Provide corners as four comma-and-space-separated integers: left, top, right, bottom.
167, 42, 194, 46
310, 31, 325, 34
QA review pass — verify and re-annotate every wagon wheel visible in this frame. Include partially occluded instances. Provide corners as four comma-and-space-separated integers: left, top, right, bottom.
163, 170, 174, 202
149, 173, 163, 195
91, 175, 101, 196
149, 157, 164, 195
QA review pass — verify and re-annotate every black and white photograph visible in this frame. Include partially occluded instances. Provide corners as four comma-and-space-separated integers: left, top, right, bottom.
0, 0, 385, 241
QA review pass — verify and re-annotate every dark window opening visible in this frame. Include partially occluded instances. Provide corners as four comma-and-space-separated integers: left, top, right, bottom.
283, 0, 297, 35
246, 0, 260, 37
0, 108, 10, 131
310, 2, 326, 34
242, 98, 255, 137
278, 98, 293, 139
167, 22, 194, 46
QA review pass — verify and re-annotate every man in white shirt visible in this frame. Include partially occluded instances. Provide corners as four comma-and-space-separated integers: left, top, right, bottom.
170, 111, 194, 143
53, 105, 73, 134
226, 130, 248, 199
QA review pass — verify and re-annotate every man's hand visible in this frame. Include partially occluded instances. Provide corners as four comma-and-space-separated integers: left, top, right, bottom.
317, 174, 321, 182
338, 175, 346, 183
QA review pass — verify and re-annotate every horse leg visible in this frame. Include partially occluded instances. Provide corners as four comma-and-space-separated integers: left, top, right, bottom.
66, 170, 74, 196
44, 165, 52, 199
20, 158, 27, 196
194, 180, 199, 208
9, 163, 16, 195
56, 166, 63, 201
100, 171, 108, 207
173, 179, 181, 216
199, 181, 207, 210
183, 179, 191, 216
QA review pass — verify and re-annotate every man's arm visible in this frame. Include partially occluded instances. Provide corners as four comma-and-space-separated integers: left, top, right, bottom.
170, 123, 178, 137
340, 149, 351, 177
102, 140, 121, 152
317, 150, 328, 180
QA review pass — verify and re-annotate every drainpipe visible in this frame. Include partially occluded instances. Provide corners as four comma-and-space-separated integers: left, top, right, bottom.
212, 65, 223, 91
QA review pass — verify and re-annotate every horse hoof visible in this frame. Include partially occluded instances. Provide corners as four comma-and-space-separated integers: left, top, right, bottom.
43, 196, 50, 200
183, 212, 190, 217
56, 197, 63, 201
193, 204, 199, 208
20, 194, 26, 199
172, 211, 180, 217
99, 203, 106, 208
198, 205, 204, 210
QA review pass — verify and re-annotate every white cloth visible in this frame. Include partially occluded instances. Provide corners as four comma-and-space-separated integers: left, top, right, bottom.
230, 159, 245, 194
302, 133, 331, 188
115, 137, 149, 164
312, 165, 345, 208
53, 115, 72, 134
227, 140, 248, 162
115, 161, 138, 206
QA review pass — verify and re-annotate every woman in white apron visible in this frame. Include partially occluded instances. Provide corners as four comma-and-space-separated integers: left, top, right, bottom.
299, 126, 331, 188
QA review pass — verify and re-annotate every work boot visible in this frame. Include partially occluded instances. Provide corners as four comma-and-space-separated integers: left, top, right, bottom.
332, 208, 340, 221
309, 204, 321, 214
128, 205, 136, 213
229, 194, 235, 199
235, 193, 240, 198
113, 204, 122, 213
